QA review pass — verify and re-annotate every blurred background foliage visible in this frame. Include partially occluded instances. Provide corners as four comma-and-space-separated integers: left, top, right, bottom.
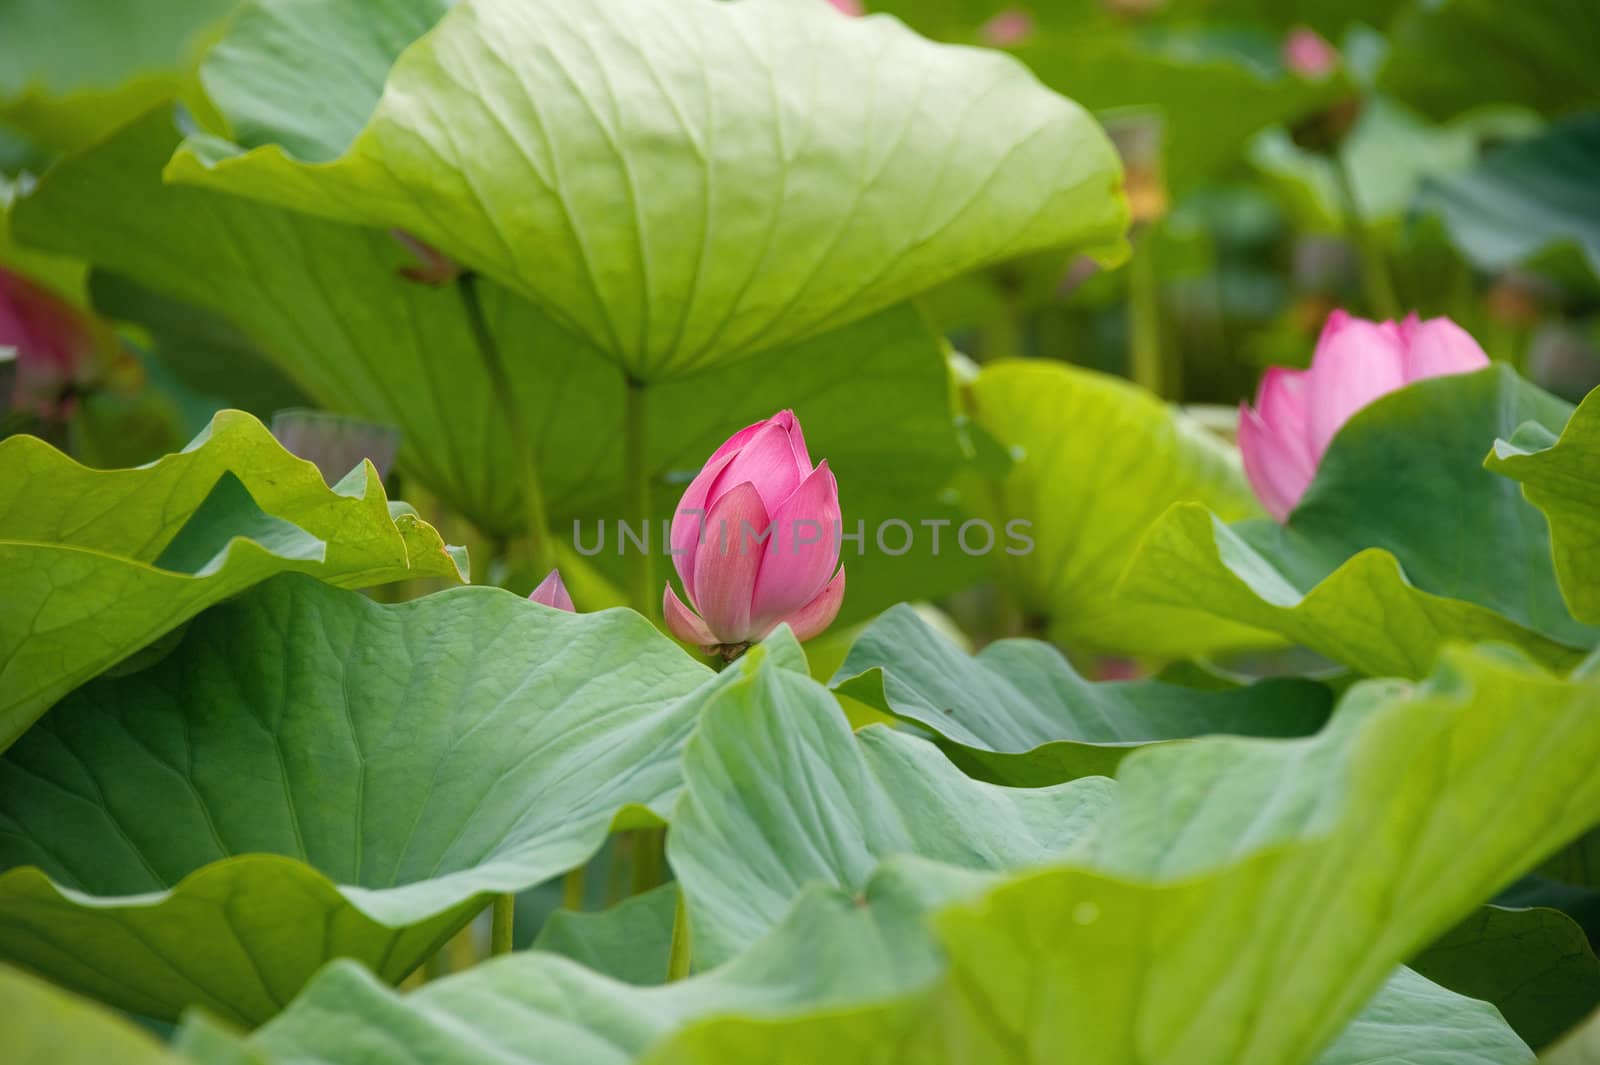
2, 0, 1597, 638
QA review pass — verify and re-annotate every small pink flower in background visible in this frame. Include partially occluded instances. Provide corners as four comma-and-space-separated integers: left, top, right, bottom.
827, 0, 864, 15
980, 9, 1036, 47
1283, 26, 1338, 78
1, 268, 107, 419
1240, 310, 1490, 522
528, 569, 575, 612
664, 410, 845, 654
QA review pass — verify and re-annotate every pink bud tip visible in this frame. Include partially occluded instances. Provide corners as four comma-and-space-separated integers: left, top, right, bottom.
1239, 309, 1489, 522
1283, 27, 1338, 78
666, 410, 844, 647
980, 9, 1035, 47
528, 569, 575, 612
827, 0, 864, 15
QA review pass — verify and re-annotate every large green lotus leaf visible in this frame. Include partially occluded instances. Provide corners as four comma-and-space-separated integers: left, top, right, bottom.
1412, 905, 1600, 1052
1487, 385, 1600, 625
965, 358, 1271, 657
164, 0, 1129, 379
871, 1, 1344, 194
1121, 368, 1597, 677
0, 0, 234, 150
1379, 0, 1600, 123
0, 574, 715, 1024
0, 963, 201, 1065
176, 640, 1596, 1065
668, 648, 1115, 967
15, 110, 970, 602
0, 410, 465, 750
176, 891, 1530, 1065
1416, 116, 1600, 285
829, 603, 1331, 786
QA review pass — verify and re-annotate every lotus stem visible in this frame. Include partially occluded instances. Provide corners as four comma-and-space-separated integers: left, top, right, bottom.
1332, 151, 1401, 320
562, 865, 586, 911
457, 273, 556, 574
623, 373, 655, 619
1127, 225, 1165, 397
490, 892, 515, 955
666, 886, 692, 982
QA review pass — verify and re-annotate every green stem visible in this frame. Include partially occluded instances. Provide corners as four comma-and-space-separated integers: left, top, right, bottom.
490, 893, 515, 955
623, 374, 655, 618
1127, 225, 1164, 398
1332, 151, 1401, 320
458, 273, 555, 574
562, 866, 587, 912
666, 886, 692, 982
631, 828, 663, 895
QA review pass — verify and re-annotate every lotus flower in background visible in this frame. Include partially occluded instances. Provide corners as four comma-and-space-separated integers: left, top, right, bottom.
1283, 26, 1339, 78
827, 0, 864, 15
528, 569, 575, 612
1, 267, 109, 418
664, 410, 845, 655
1240, 310, 1490, 522
980, 9, 1036, 48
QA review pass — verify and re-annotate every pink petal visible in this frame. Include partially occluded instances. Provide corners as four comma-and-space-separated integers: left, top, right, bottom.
1254, 368, 1317, 484
750, 461, 842, 627
670, 448, 738, 592
1399, 316, 1491, 383
775, 408, 814, 473
706, 422, 804, 516
692, 482, 771, 644
766, 567, 846, 643
704, 418, 769, 467
1305, 315, 1407, 459
664, 583, 717, 646
527, 569, 575, 612
1238, 403, 1304, 523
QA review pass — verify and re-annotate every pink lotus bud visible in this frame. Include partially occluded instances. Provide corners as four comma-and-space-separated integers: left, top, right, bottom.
1240, 310, 1490, 522
663, 410, 845, 653
528, 568, 576, 612
1, 268, 106, 419
827, 0, 864, 15
1283, 27, 1338, 79
980, 9, 1036, 47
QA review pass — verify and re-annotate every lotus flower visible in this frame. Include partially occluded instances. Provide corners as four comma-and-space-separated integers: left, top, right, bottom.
528, 569, 575, 612
827, 0, 864, 15
980, 9, 1036, 47
1, 268, 106, 418
664, 410, 845, 653
1240, 310, 1490, 522
1283, 26, 1338, 78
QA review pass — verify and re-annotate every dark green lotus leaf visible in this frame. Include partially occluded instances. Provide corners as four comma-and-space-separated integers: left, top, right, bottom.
165, 0, 1128, 379
173, 640, 1599, 1064
1121, 368, 1598, 677
1417, 116, 1600, 284
1541, 1007, 1600, 1064
965, 358, 1272, 658
0, 0, 234, 150
0, 410, 465, 750
1412, 905, 1600, 1052
1488, 386, 1600, 626
0, 574, 715, 1024
1380, 0, 1600, 123
829, 603, 1331, 786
